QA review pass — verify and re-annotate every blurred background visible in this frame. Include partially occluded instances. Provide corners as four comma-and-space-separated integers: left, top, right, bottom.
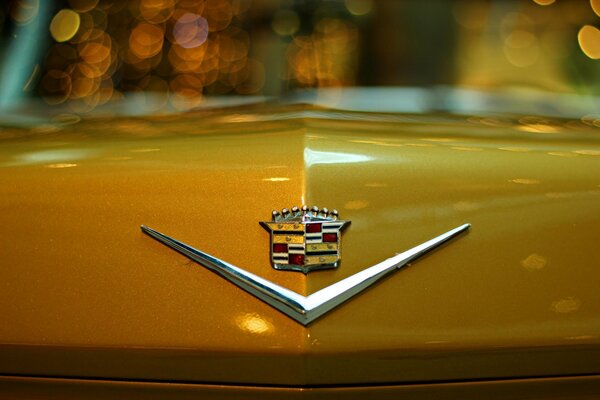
0, 0, 599, 118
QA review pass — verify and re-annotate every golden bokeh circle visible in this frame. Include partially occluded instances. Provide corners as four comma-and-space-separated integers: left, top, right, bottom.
578, 25, 600, 59
50, 9, 81, 42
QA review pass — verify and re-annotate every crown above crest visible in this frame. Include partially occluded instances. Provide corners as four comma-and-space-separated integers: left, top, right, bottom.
271, 205, 339, 222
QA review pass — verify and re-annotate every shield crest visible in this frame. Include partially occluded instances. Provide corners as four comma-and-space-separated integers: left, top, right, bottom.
260, 206, 350, 273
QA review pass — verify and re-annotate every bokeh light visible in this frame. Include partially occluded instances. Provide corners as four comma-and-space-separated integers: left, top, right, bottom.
68, 0, 99, 13
139, 0, 174, 23
33, 0, 259, 110
271, 10, 300, 36
578, 25, 600, 59
0, 0, 592, 114
173, 13, 208, 48
40, 69, 72, 104
50, 9, 80, 42
130, 23, 164, 58
9, 0, 39, 25
532, 0, 555, 5
503, 30, 539, 67
592, 0, 600, 17
344, 0, 373, 16
287, 18, 358, 87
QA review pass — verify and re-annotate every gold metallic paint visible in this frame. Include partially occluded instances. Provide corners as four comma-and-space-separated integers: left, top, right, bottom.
1, 106, 599, 388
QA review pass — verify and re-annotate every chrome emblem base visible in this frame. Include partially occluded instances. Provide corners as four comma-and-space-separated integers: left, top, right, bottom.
141, 223, 470, 325
260, 205, 349, 273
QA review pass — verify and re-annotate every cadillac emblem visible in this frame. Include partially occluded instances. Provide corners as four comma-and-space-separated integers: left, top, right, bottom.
260, 206, 349, 273
141, 206, 470, 325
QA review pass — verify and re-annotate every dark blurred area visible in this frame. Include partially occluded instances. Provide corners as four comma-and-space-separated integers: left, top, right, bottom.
0, 0, 599, 116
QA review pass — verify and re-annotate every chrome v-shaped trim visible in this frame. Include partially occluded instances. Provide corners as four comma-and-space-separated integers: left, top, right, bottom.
141, 223, 470, 325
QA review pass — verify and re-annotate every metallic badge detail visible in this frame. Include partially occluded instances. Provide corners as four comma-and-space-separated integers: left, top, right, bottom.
260, 205, 349, 273
141, 223, 470, 325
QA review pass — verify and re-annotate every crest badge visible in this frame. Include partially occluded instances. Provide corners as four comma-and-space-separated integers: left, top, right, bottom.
260, 206, 350, 273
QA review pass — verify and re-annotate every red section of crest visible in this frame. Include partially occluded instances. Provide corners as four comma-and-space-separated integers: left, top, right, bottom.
323, 233, 337, 242
273, 243, 288, 253
306, 223, 322, 233
289, 254, 305, 265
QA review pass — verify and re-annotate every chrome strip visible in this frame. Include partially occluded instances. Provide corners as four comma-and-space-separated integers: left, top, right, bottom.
141, 223, 470, 325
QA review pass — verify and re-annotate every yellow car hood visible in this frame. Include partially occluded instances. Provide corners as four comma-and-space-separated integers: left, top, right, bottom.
1, 104, 600, 385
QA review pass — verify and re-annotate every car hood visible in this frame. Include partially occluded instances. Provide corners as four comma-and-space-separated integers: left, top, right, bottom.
1, 104, 600, 385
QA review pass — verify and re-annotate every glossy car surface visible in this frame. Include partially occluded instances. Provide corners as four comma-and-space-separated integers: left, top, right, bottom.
1, 101, 600, 397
